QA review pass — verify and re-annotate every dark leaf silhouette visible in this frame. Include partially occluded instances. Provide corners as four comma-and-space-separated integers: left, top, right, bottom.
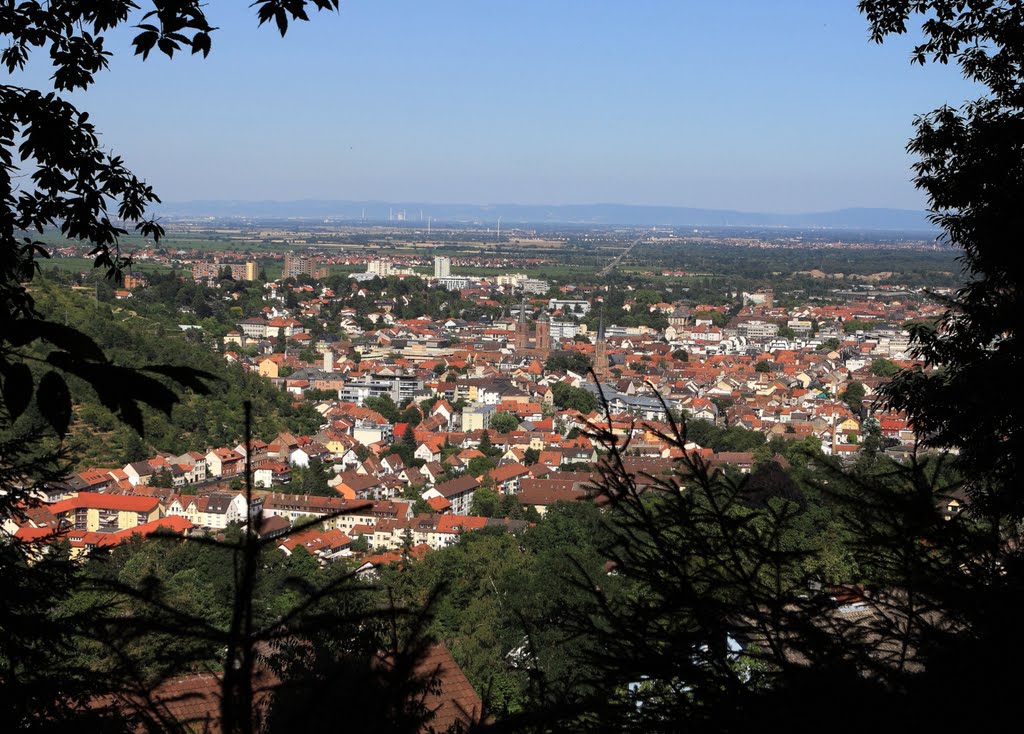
2, 362, 33, 419
4, 320, 106, 361
36, 370, 71, 436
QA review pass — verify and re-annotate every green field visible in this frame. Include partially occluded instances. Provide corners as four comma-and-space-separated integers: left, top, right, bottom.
41, 257, 172, 275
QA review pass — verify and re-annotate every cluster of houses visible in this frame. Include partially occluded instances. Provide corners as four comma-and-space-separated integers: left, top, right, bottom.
7, 254, 946, 567
205, 273, 934, 465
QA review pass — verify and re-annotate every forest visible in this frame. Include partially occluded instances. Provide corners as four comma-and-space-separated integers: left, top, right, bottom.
23, 277, 324, 468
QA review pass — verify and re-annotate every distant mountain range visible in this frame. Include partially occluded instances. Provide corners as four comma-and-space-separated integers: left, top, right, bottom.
154, 199, 935, 231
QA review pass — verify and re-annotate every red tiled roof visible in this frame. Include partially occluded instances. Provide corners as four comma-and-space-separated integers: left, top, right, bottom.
50, 493, 161, 514
435, 515, 487, 534
434, 475, 481, 499
13, 525, 63, 543
426, 496, 451, 513
95, 516, 193, 548
414, 642, 487, 732
278, 526, 350, 554
488, 463, 530, 483
517, 485, 586, 507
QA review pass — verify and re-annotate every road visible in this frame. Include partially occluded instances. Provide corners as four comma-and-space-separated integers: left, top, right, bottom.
597, 231, 649, 277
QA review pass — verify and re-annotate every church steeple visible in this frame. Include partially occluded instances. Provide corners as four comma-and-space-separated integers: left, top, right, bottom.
594, 306, 609, 380
512, 295, 551, 359
514, 295, 530, 353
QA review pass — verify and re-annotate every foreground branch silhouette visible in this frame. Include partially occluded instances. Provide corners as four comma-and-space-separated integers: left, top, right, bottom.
507, 374, 1002, 733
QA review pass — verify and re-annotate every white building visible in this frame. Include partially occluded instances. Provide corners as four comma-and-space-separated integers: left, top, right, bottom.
433, 255, 451, 278
548, 299, 591, 316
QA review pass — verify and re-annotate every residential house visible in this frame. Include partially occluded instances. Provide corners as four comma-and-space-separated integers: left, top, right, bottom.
49, 493, 163, 533
278, 527, 352, 563
424, 476, 481, 516
254, 460, 292, 488
205, 448, 245, 478
488, 463, 531, 495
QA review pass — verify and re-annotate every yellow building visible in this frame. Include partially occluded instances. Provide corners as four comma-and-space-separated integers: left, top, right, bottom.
258, 358, 281, 378
50, 493, 162, 533
837, 417, 861, 437
461, 404, 493, 432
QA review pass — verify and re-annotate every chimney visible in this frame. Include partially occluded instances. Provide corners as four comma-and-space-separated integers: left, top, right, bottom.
324, 350, 334, 373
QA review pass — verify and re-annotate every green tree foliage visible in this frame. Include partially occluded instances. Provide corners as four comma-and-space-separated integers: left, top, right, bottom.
477, 429, 500, 459
869, 357, 900, 378
843, 380, 866, 416
544, 351, 592, 374
53, 514, 439, 732
0, 4, 450, 730
842, 318, 877, 333
379, 504, 612, 718
149, 469, 174, 488
4, 2, 1022, 731
710, 396, 734, 415
398, 403, 422, 427
551, 382, 598, 414
410, 497, 433, 515
683, 418, 766, 453
401, 422, 418, 450
297, 459, 332, 496
467, 455, 497, 477
363, 395, 400, 424
490, 411, 519, 434
522, 395, 981, 731
694, 309, 727, 327
386, 440, 417, 471
857, 0, 1024, 716
470, 488, 502, 517
23, 285, 322, 467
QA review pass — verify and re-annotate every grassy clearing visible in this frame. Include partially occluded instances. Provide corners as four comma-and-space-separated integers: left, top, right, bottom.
41, 257, 172, 274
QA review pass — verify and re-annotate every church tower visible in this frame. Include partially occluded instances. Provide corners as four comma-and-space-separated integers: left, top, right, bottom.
534, 311, 551, 358
514, 296, 530, 352
594, 310, 609, 380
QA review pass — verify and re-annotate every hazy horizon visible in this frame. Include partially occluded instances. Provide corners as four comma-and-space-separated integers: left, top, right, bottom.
152, 198, 936, 231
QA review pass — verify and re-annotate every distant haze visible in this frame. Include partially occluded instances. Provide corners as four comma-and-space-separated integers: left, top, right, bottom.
155, 200, 935, 232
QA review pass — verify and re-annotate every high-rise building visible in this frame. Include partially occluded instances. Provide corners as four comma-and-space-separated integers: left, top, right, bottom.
283, 253, 317, 279
433, 255, 451, 279
366, 259, 392, 277
191, 261, 257, 282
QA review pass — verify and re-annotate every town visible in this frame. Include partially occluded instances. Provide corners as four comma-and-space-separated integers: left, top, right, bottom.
8, 224, 956, 566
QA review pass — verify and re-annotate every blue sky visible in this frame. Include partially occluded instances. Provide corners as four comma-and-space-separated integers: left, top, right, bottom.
18, 1, 978, 212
